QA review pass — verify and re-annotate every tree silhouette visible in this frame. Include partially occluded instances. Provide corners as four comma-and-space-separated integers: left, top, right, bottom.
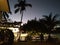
4, 29, 14, 45
39, 13, 60, 41
14, 0, 32, 23
39, 19, 47, 33
22, 18, 40, 32
0, 29, 14, 45
43, 13, 59, 33
14, 0, 32, 41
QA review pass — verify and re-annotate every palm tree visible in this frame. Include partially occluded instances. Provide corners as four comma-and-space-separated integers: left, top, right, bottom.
41, 13, 59, 32
39, 13, 60, 42
14, 0, 32, 24
39, 19, 47, 33
14, 0, 32, 41
39, 13, 60, 38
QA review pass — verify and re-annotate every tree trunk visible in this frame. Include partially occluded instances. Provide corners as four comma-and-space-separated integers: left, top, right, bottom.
21, 11, 23, 23
18, 11, 23, 41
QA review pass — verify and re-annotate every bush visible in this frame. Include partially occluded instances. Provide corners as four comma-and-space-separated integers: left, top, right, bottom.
0, 29, 14, 45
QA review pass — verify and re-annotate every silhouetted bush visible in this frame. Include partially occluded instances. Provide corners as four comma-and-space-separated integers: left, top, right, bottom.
0, 29, 14, 45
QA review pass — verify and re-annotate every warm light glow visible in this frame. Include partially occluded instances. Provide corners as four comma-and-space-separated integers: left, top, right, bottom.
21, 33, 28, 37
8, 27, 19, 41
14, 33, 19, 41
14, 33, 18, 37
44, 33, 48, 40
20, 33, 28, 41
9, 27, 19, 33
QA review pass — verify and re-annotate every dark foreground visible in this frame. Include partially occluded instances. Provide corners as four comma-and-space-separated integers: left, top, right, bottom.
13, 41, 60, 45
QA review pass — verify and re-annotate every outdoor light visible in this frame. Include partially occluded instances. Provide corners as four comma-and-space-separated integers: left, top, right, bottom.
20, 33, 28, 41
21, 33, 28, 37
9, 27, 19, 33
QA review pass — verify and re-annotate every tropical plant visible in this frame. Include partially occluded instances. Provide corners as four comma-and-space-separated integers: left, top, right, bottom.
2, 12, 9, 21
39, 13, 60, 33
14, 0, 32, 41
14, 0, 32, 23
0, 11, 9, 22
39, 13, 60, 41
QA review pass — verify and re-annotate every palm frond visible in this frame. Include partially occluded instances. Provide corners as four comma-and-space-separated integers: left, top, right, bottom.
4, 15, 7, 20
14, 4, 19, 8
49, 13, 52, 19
52, 14, 60, 21
3, 13, 7, 20
55, 21, 60, 24
9, 11, 12, 14
4, 12, 9, 18
26, 4, 32, 7
43, 15, 48, 20
15, 8, 20, 13
24, 0, 26, 4
43, 15, 48, 18
48, 13, 52, 21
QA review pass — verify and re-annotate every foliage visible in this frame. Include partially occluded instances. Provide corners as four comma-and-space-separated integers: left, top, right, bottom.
39, 13, 60, 33
22, 13, 60, 34
14, 0, 32, 13
0, 11, 9, 21
0, 29, 14, 45
2, 12, 9, 21
22, 18, 40, 32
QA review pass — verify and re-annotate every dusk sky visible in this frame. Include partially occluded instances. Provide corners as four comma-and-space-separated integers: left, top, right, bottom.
9, 0, 60, 24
